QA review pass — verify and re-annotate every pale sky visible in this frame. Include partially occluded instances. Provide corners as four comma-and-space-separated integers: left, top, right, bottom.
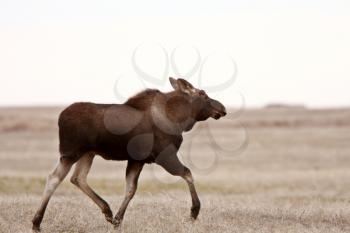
0, 0, 349, 108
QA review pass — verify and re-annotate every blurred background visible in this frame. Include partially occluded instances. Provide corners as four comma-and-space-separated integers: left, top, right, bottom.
0, 1, 350, 232
0, 0, 349, 107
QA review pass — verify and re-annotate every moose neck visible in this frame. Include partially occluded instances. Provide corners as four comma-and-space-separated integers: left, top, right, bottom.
150, 91, 197, 135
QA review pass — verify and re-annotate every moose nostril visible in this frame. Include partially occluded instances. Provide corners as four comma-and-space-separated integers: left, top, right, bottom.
220, 108, 227, 116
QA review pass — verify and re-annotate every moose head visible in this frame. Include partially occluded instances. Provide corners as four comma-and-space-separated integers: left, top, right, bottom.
169, 77, 227, 121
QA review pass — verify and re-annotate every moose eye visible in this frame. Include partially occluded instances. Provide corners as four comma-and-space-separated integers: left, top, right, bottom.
199, 90, 208, 99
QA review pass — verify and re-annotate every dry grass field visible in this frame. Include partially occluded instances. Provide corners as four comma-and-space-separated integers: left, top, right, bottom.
1, 106, 350, 233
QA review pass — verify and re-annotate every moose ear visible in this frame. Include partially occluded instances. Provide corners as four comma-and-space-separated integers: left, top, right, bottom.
169, 77, 178, 90
169, 77, 194, 94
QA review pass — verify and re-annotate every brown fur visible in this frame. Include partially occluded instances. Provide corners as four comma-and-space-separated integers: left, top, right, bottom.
32, 78, 226, 231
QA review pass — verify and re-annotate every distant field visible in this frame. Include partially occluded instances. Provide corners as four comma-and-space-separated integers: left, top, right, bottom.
1, 107, 350, 232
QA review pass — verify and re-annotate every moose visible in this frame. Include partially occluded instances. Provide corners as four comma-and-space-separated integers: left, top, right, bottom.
32, 77, 226, 231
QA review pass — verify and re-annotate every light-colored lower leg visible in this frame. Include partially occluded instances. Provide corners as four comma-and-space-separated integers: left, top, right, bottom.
181, 168, 201, 220
70, 153, 113, 223
32, 157, 74, 231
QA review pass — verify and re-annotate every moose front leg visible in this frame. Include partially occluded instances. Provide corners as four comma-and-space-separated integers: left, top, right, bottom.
156, 146, 201, 220
113, 160, 144, 228
181, 167, 201, 219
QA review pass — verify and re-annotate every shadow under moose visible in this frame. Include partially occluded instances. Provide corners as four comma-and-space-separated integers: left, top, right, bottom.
32, 77, 227, 232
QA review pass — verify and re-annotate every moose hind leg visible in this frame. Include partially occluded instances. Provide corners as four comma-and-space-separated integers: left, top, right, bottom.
70, 153, 113, 223
32, 157, 74, 232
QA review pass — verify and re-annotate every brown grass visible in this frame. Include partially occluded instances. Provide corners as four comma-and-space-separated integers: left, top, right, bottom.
0, 107, 350, 232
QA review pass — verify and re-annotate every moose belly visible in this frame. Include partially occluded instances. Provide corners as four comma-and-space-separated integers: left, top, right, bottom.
93, 132, 155, 162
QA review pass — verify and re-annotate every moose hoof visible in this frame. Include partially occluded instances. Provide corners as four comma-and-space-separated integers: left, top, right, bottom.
112, 218, 122, 229
105, 214, 114, 224
32, 215, 42, 232
190, 205, 200, 220
103, 209, 113, 224
32, 225, 41, 233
